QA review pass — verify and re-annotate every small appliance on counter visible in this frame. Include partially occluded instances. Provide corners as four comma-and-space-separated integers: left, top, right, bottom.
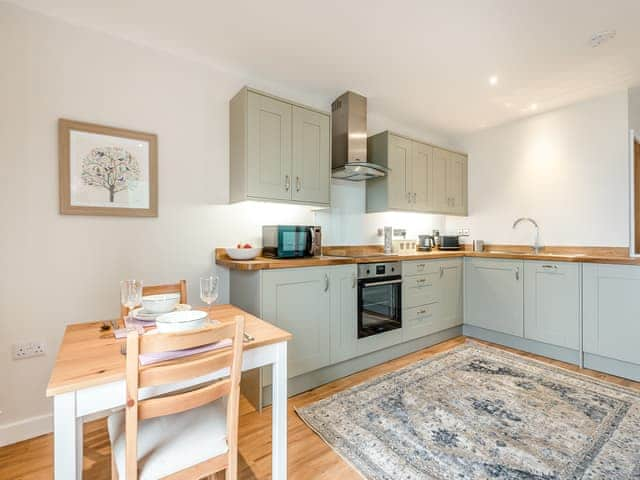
418, 235, 435, 251
383, 226, 393, 254
439, 235, 463, 250
473, 240, 485, 252
432, 229, 441, 249
262, 225, 321, 258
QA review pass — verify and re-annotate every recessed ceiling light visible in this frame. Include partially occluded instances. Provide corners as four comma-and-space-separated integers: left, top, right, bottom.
489, 75, 499, 86
530, 103, 538, 111
590, 30, 616, 48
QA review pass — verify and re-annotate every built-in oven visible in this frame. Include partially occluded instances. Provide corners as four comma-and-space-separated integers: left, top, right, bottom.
357, 262, 402, 338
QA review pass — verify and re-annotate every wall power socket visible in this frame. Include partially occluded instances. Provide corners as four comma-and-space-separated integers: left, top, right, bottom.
13, 341, 46, 360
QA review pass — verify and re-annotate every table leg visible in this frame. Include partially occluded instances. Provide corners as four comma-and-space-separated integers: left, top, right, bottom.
54, 392, 82, 479
271, 341, 288, 480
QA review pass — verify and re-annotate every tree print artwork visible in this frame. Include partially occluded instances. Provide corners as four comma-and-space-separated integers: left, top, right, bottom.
80, 146, 141, 202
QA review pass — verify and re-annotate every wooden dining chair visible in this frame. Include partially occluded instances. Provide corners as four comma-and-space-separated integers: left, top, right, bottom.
108, 316, 245, 480
121, 280, 188, 320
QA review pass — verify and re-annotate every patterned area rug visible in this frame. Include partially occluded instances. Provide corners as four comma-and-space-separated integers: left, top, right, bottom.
296, 342, 640, 479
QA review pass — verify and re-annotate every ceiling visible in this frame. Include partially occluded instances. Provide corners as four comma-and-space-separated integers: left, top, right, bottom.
10, 0, 640, 135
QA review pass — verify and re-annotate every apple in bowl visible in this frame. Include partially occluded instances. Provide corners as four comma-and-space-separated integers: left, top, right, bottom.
226, 243, 260, 260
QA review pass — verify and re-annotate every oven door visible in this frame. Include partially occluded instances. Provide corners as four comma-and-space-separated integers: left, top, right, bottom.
358, 276, 402, 338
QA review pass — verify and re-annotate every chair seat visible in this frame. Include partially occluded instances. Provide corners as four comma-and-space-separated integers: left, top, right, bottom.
108, 398, 229, 479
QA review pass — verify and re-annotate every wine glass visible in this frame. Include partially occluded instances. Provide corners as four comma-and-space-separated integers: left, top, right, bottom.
120, 280, 143, 328
200, 276, 219, 320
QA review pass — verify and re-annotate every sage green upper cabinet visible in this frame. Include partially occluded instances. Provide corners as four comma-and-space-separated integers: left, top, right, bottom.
583, 264, 640, 365
366, 131, 466, 215
465, 258, 524, 337
412, 141, 433, 211
292, 106, 330, 204
432, 147, 468, 215
261, 267, 332, 378
229, 87, 330, 206
523, 261, 580, 350
387, 134, 413, 210
247, 92, 292, 200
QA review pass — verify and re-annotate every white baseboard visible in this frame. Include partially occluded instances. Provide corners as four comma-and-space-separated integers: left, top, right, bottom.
0, 413, 52, 447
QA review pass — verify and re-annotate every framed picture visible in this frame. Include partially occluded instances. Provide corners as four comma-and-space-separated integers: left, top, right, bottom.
59, 119, 158, 216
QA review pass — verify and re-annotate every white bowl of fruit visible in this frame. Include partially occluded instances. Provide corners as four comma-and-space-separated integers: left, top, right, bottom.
226, 243, 260, 260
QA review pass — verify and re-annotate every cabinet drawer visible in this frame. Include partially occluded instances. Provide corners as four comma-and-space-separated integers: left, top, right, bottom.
403, 260, 439, 277
403, 302, 441, 341
404, 303, 437, 324
403, 273, 438, 308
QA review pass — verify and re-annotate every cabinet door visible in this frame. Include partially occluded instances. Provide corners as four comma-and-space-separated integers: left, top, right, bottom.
292, 107, 330, 204
524, 261, 580, 349
465, 258, 524, 337
437, 259, 463, 329
329, 265, 358, 364
261, 267, 331, 378
446, 152, 467, 215
387, 134, 412, 210
583, 264, 640, 364
411, 141, 433, 212
432, 147, 449, 212
247, 92, 292, 200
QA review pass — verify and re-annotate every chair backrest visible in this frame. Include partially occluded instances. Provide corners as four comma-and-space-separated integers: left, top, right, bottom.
124, 315, 245, 480
121, 280, 187, 320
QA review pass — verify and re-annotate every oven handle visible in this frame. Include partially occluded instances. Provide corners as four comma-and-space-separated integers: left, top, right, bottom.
360, 279, 403, 288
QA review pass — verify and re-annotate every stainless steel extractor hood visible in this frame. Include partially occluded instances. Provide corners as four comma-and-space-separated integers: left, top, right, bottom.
331, 91, 389, 181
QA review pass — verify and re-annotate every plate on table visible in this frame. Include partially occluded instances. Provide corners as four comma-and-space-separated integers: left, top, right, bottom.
132, 304, 191, 321
155, 310, 209, 333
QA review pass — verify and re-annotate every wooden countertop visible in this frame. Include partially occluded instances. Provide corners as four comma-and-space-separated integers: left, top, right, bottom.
216, 245, 640, 270
46, 304, 291, 396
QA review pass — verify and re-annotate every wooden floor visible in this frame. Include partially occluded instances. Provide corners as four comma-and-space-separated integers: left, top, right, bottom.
3, 336, 640, 479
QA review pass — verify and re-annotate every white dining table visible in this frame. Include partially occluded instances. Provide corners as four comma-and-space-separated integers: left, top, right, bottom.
46, 304, 291, 479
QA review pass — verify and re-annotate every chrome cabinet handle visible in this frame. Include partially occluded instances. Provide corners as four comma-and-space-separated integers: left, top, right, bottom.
352, 273, 356, 289
285, 174, 290, 191
412, 193, 417, 203
296, 176, 301, 192
417, 263, 426, 270
440, 265, 444, 278
407, 192, 412, 203
515, 266, 520, 281
324, 274, 329, 292
417, 309, 427, 315
542, 264, 558, 270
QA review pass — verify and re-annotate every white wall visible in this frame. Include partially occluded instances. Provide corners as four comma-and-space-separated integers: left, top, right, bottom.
0, 3, 453, 444
447, 92, 630, 247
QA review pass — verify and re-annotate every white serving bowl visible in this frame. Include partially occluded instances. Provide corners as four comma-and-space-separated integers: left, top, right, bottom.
226, 247, 260, 260
141, 293, 180, 314
155, 310, 208, 333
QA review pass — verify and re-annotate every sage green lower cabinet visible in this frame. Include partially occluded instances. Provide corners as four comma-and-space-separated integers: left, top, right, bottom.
402, 258, 463, 341
437, 259, 464, 330
465, 258, 524, 337
261, 267, 332, 378
524, 261, 580, 349
583, 264, 640, 370
329, 265, 358, 364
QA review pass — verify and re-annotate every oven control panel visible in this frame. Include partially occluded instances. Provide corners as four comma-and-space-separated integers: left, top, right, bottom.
357, 262, 402, 279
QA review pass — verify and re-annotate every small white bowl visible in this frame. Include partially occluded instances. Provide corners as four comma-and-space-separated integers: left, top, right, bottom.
155, 310, 208, 333
141, 293, 180, 314
226, 247, 260, 260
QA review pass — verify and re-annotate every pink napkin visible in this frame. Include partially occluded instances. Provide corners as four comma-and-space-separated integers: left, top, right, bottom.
139, 338, 232, 366
125, 316, 156, 328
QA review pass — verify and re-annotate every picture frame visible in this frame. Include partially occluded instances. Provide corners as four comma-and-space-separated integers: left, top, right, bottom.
59, 118, 158, 216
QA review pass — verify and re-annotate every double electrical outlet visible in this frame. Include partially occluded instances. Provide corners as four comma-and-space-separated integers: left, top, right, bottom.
13, 341, 46, 360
